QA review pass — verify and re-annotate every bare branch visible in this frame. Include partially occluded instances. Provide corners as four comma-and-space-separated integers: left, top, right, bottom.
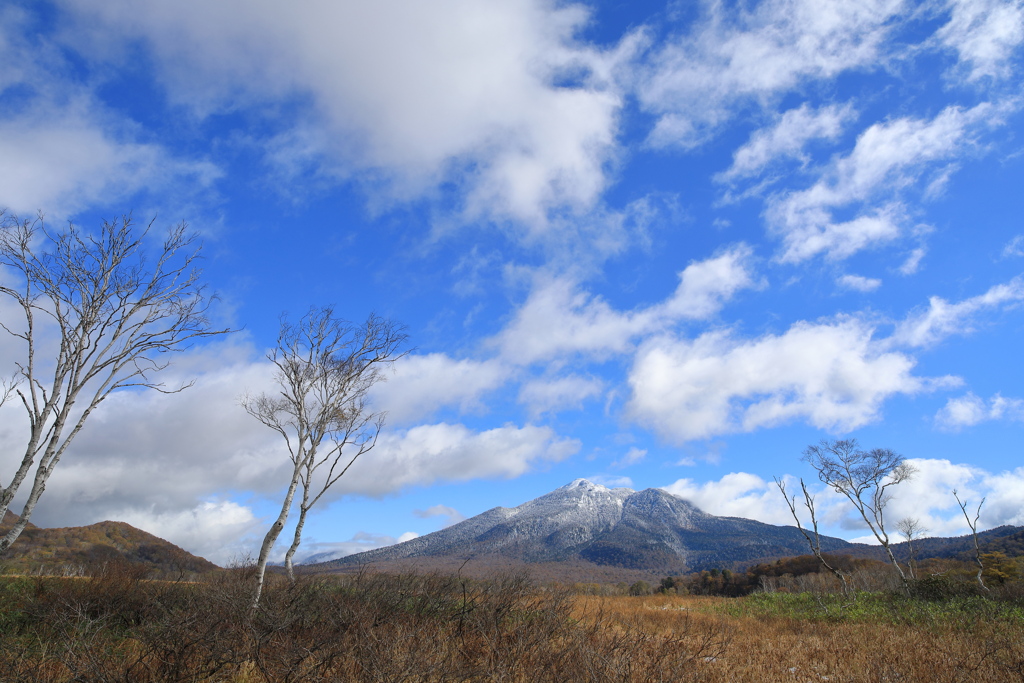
244, 306, 408, 607
0, 211, 232, 555
803, 438, 913, 591
774, 476, 852, 597
953, 489, 989, 592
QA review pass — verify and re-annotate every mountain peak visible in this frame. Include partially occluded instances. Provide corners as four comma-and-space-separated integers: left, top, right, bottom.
560, 478, 633, 493
562, 478, 603, 490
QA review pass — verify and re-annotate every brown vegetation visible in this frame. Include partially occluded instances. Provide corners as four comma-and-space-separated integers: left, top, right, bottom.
0, 564, 728, 682
1, 559, 1021, 681
0, 511, 217, 578
577, 593, 1024, 682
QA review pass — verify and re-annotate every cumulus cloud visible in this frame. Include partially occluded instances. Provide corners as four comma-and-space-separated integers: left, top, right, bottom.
108, 501, 261, 566
639, 0, 900, 148
665, 458, 1024, 537
494, 244, 757, 364
627, 318, 953, 443
518, 375, 604, 417
717, 103, 856, 182
337, 423, 579, 497
59, 0, 638, 228
768, 104, 993, 262
0, 337, 574, 560
892, 276, 1024, 347
935, 392, 1024, 429
838, 274, 883, 292
371, 354, 510, 425
663, 472, 796, 524
938, 0, 1024, 81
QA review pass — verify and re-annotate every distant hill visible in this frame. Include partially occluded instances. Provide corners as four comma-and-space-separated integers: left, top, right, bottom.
0, 510, 218, 577
843, 525, 1024, 563
311, 479, 856, 579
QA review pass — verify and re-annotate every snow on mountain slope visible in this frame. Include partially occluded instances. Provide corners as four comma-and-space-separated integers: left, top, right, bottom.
314, 479, 852, 572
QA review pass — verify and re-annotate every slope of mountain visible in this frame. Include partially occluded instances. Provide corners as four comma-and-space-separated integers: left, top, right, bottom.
313, 479, 854, 575
0, 510, 218, 576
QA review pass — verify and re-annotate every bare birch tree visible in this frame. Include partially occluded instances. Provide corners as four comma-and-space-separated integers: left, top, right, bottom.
896, 517, 927, 580
243, 307, 406, 608
0, 212, 230, 554
774, 476, 852, 596
952, 490, 989, 592
803, 439, 916, 592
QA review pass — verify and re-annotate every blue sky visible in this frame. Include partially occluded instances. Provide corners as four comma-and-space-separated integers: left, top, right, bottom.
1, 0, 1023, 565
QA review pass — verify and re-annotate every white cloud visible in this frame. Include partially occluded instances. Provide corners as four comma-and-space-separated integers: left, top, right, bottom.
1003, 235, 1024, 258
838, 274, 883, 292
639, 0, 901, 148
494, 244, 757, 364
296, 531, 420, 564
717, 103, 856, 182
109, 501, 261, 567
935, 392, 1024, 429
414, 504, 466, 527
518, 375, 604, 417
0, 8, 218, 217
588, 474, 634, 488
59, 0, 638, 228
892, 276, 1024, 347
0, 338, 574, 560
665, 458, 1024, 537
0, 108, 219, 217
769, 104, 992, 262
371, 354, 510, 425
899, 246, 927, 274
612, 447, 647, 469
338, 422, 579, 497
938, 0, 1024, 81
627, 318, 951, 443
663, 472, 795, 524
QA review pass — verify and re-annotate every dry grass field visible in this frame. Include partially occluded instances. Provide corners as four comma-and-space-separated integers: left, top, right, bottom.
0, 564, 1021, 681
578, 593, 1024, 682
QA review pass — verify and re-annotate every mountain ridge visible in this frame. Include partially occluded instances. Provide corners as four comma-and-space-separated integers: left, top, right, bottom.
312, 478, 855, 575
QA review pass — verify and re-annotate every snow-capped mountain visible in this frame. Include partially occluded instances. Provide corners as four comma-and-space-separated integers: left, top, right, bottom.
315, 479, 853, 573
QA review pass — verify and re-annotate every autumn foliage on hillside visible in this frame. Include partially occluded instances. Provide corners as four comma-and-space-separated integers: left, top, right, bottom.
0, 510, 216, 578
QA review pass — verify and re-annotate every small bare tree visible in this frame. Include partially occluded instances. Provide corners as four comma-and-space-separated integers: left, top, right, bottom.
243, 307, 406, 607
803, 439, 916, 591
952, 490, 989, 592
896, 517, 928, 579
0, 212, 230, 554
774, 476, 852, 597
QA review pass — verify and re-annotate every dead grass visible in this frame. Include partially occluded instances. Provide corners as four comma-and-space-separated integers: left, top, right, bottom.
579, 594, 1024, 682
1, 564, 1022, 681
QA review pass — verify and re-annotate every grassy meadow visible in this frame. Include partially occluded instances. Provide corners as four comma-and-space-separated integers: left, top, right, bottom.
0, 563, 1021, 682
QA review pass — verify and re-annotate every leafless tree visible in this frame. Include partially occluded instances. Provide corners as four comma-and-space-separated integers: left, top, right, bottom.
952, 490, 989, 592
0, 212, 230, 554
896, 517, 928, 579
774, 476, 852, 596
243, 307, 407, 608
803, 439, 916, 591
